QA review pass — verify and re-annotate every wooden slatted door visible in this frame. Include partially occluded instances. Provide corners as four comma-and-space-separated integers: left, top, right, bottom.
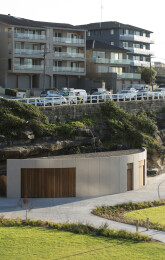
21, 168, 76, 198
139, 160, 145, 187
127, 163, 133, 191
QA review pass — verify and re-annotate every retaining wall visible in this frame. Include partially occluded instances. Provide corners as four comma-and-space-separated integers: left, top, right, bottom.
40, 100, 165, 123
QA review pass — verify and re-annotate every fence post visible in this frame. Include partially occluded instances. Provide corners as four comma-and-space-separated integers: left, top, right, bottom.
136, 219, 139, 232
146, 217, 149, 231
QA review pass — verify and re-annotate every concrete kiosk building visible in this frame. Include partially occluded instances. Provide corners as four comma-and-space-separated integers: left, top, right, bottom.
7, 148, 147, 198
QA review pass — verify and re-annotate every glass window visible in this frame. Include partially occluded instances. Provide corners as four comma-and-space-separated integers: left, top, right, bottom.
110, 29, 114, 35
134, 31, 140, 36
110, 42, 114, 45
8, 43, 12, 54
8, 59, 11, 70
93, 51, 105, 58
8, 28, 12, 38
87, 31, 90, 36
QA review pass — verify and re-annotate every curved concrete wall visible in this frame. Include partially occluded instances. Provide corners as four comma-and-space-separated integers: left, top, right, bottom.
7, 148, 147, 198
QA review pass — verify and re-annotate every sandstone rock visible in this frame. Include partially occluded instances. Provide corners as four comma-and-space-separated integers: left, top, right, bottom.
20, 130, 35, 140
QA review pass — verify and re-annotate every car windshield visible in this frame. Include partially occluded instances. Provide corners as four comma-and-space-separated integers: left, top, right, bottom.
92, 92, 103, 95
138, 90, 148, 93
154, 89, 165, 92
118, 90, 129, 93
58, 91, 69, 96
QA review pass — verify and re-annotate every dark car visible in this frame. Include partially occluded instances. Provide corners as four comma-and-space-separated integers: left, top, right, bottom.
159, 84, 165, 88
89, 88, 106, 95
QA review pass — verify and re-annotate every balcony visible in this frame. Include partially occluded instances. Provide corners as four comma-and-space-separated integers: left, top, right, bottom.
125, 47, 153, 55
54, 52, 85, 59
14, 64, 44, 71
14, 33, 46, 41
53, 66, 85, 73
92, 57, 130, 65
117, 73, 141, 80
53, 37, 85, 45
15, 48, 44, 55
130, 60, 150, 67
120, 34, 154, 44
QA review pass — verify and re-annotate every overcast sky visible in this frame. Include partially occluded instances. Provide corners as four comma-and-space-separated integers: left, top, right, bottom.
1, 0, 165, 62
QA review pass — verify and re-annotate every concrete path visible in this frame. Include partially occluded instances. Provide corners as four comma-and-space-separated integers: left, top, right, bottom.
0, 174, 165, 242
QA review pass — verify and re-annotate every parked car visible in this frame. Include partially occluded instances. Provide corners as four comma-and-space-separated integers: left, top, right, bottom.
113, 89, 137, 101
87, 91, 111, 103
37, 95, 67, 106
58, 89, 87, 103
152, 88, 165, 98
40, 90, 58, 97
136, 90, 154, 100
89, 88, 106, 95
159, 84, 165, 88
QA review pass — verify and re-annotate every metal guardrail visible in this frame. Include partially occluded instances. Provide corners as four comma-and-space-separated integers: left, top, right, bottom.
5, 92, 165, 107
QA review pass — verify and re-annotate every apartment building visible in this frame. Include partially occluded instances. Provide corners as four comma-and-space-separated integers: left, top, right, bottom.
0, 14, 86, 91
79, 21, 154, 89
86, 39, 140, 92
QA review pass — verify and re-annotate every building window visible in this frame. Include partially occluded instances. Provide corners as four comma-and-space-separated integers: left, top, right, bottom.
8, 59, 11, 70
123, 29, 129, 35
110, 41, 114, 45
93, 51, 105, 58
8, 43, 12, 54
8, 28, 12, 38
87, 31, 90, 36
134, 31, 140, 36
110, 29, 114, 35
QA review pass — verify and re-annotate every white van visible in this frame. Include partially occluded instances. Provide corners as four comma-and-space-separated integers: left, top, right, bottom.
58, 88, 87, 104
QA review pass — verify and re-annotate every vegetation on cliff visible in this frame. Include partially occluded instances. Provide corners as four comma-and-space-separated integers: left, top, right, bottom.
0, 99, 160, 152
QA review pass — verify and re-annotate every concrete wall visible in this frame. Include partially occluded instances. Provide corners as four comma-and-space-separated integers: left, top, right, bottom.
40, 99, 165, 123
7, 148, 147, 198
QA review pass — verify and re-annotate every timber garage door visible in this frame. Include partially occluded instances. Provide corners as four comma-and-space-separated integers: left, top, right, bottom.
21, 168, 76, 198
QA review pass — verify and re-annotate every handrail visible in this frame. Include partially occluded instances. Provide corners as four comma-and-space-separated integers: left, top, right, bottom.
5, 92, 165, 107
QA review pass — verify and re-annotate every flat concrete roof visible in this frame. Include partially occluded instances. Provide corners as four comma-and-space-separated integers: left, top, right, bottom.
39, 149, 145, 159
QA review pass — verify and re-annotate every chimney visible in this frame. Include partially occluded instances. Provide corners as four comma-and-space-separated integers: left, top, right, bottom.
8, 14, 10, 16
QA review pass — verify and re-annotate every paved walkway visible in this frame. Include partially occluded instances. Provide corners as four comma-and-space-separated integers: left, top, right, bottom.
0, 174, 165, 242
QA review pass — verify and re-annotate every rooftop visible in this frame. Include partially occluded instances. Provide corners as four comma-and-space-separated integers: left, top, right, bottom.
77, 21, 153, 33
0, 14, 84, 30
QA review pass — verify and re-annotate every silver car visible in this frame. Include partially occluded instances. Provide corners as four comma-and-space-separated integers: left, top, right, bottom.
152, 88, 165, 99
37, 95, 67, 106
113, 89, 137, 101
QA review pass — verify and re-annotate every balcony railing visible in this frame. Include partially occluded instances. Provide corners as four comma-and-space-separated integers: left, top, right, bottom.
14, 33, 46, 40
120, 34, 154, 43
54, 52, 85, 59
53, 37, 85, 44
130, 60, 150, 67
92, 57, 130, 65
117, 73, 141, 79
15, 49, 44, 55
53, 66, 85, 73
124, 47, 153, 55
14, 64, 44, 71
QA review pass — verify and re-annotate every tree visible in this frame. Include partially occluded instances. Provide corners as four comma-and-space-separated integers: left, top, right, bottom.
136, 67, 157, 85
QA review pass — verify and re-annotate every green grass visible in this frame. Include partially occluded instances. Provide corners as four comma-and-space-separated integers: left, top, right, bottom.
124, 205, 165, 225
0, 226, 164, 260
92, 200, 165, 231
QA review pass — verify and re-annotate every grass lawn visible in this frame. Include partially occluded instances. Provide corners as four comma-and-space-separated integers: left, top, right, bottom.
124, 206, 165, 225
0, 226, 165, 260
